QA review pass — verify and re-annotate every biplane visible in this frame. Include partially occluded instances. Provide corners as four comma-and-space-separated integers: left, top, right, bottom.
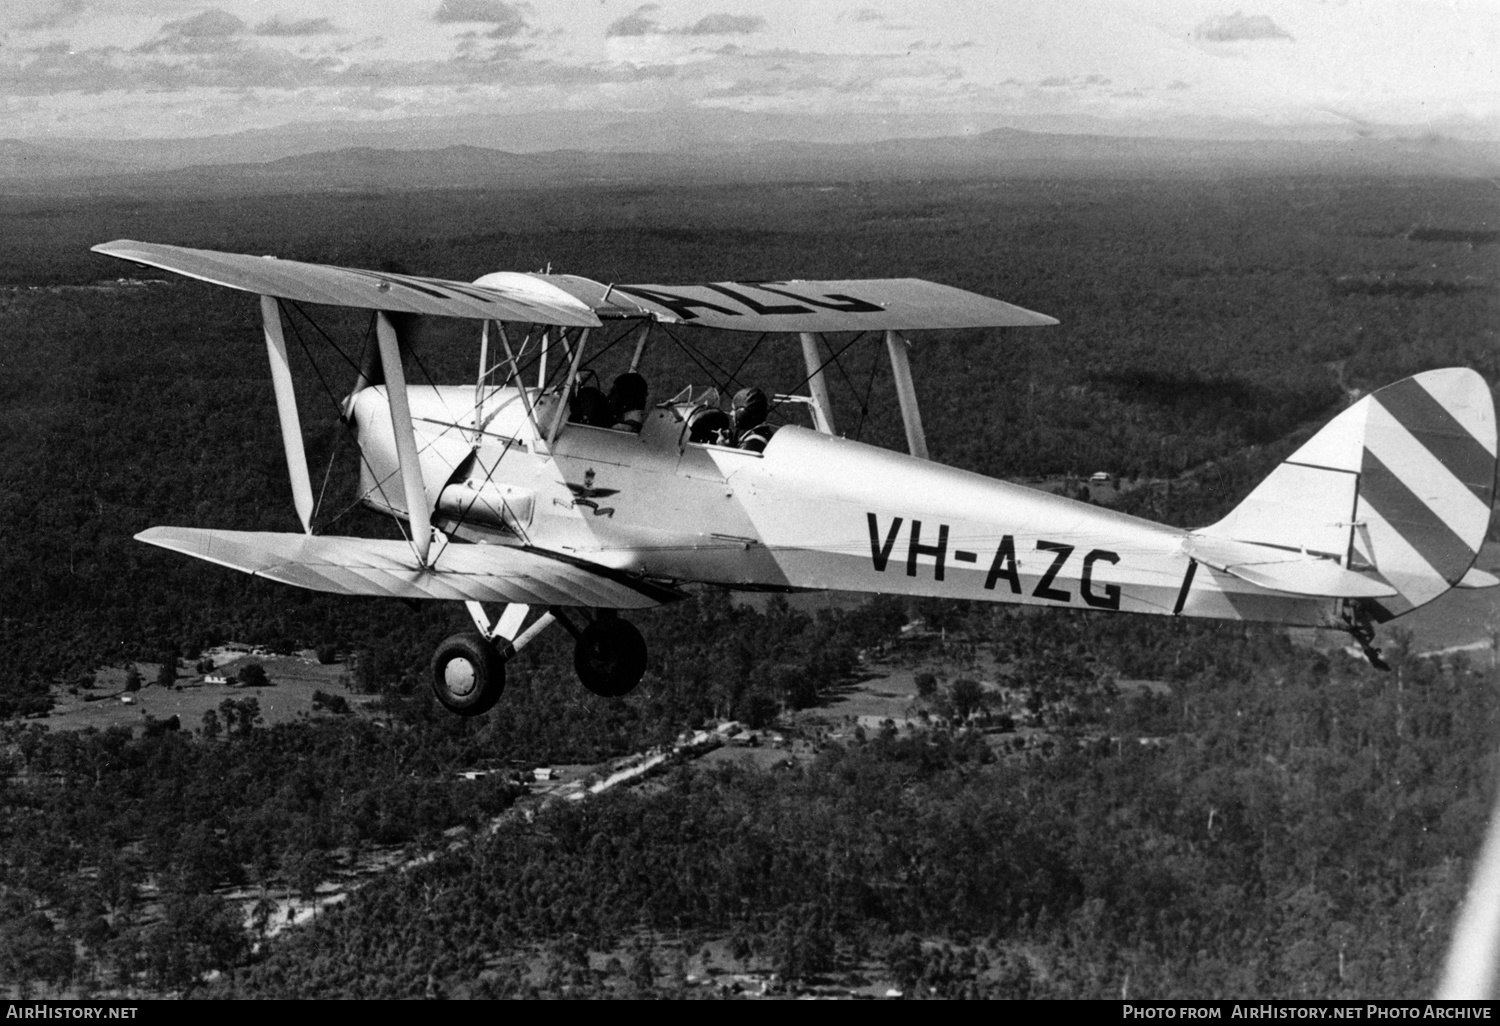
93, 240, 1499, 715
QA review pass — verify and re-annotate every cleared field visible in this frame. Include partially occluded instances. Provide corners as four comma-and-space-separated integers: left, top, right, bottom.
43, 652, 361, 734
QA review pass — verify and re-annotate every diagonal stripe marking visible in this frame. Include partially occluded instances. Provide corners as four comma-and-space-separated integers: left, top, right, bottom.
1416, 370, 1499, 456
1360, 450, 1476, 584
1374, 377, 1496, 503
1363, 401, 1493, 544
1355, 505, 1450, 607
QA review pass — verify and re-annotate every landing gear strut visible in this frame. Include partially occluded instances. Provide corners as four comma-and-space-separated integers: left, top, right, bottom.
1343, 601, 1390, 672
430, 633, 505, 716
571, 612, 647, 698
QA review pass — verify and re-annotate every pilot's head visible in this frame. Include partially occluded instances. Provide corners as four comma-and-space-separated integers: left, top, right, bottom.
609, 372, 648, 414
731, 387, 768, 431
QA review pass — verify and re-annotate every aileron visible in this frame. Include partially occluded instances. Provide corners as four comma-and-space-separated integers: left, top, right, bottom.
92, 240, 601, 326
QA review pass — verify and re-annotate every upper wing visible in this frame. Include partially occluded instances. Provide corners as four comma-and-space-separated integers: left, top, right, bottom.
138, 527, 681, 608
94, 240, 1051, 332
93, 240, 601, 327
534, 274, 1058, 332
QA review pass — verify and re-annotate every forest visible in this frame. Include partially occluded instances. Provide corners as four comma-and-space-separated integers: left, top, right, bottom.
0, 168, 1497, 997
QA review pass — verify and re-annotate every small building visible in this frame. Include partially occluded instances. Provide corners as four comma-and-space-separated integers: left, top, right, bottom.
205, 675, 229, 684
1090, 471, 1113, 485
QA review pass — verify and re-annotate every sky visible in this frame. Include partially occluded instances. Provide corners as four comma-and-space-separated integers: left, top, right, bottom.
1, 0, 1496, 144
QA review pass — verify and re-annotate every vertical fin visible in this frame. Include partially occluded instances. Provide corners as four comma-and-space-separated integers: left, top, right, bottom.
1203, 368, 1496, 621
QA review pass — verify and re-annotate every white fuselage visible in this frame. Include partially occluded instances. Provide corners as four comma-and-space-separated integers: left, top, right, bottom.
347, 384, 1338, 628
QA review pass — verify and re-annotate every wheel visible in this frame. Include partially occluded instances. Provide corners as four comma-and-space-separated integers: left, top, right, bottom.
430, 633, 504, 716
574, 616, 647, 697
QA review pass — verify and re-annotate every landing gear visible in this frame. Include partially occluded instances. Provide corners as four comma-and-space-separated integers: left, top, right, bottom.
427, 603, 648, 716
1343, 601, 1391, 672
573, 613, 647, 697
430, 632, 505, 716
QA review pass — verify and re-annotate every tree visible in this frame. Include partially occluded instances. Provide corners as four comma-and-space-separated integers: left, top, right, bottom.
950, 678, 986, 720
352, 649, 381, 693
627, 935, 658, 996
143, 894, 248, 991
217, 699, 238, 736
251, 897, 276, 940
314, 643, 338, 665
743, 694, 778, 729
234, 697, 263, 736
173, 823, 243, 894
0, 909, 75, 996
238, 661, 268, 688
285, 849, 328, 904
915, 672, 939, 699
123, 666, 142, 693
312, 690, 350, 715
155, 652, 177, 689
200, 708, 221, 740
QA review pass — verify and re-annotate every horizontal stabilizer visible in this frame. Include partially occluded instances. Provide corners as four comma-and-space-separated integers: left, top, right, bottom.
1457, 567, 1500, 590
137, 527, 678, 608
1183, 535, 1398, 599
92, 240, 601, 327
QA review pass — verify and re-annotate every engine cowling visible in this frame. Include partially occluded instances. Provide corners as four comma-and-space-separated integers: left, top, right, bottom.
436, 479, 535, 534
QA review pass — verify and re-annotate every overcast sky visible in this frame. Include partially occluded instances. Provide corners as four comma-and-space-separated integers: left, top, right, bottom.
2, 0, 1495, 143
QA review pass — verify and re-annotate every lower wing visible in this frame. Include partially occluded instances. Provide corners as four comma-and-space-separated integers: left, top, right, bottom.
137, 527, 681, 608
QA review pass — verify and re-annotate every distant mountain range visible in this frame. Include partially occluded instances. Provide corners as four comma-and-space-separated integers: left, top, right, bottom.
2, 125, 1496, 195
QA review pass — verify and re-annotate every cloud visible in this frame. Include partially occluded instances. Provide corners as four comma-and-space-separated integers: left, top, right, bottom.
137, 8, 247, 54
683, 47, 970, 107
15, 0, 87, 31
679, 13, 765, 36
608, 7, 764, 38
1195, 11, 1292, 42
1, 36, 338, 94
606, 4, 661, 38
433, 0, 528, 38
254, 17, 338, 37
161, 9, 245, 38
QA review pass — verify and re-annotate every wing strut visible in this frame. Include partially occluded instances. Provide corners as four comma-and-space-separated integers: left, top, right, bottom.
474, 320, 490, 445
629, 322, 651, 373
885, 330, 929, 460
496, 322, 538, 430
798, 332, 837, 435
260, 296, 314, 534
376, 311, 432, 565
546, 328, 590, 448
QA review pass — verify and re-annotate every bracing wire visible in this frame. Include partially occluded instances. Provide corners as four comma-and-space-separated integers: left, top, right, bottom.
769, 331, 869, 421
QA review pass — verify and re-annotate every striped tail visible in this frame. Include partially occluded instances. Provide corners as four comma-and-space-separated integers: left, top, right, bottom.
1203, 368, 1497, 620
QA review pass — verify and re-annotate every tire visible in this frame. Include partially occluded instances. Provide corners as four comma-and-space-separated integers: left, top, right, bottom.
573, 617, 647, 698
430, 633, 504, 716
